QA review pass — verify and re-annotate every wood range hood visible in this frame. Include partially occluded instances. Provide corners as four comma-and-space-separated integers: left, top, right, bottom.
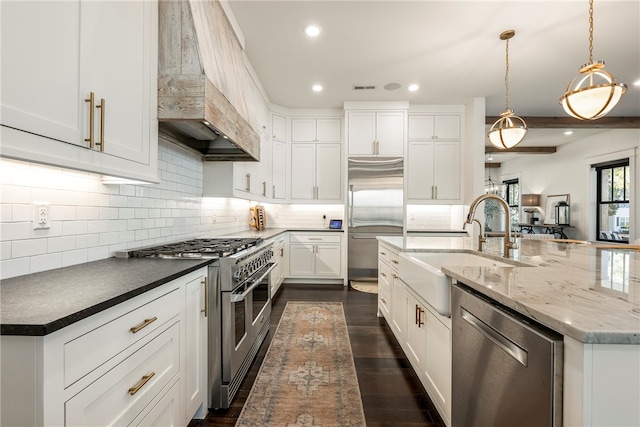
158, 1, 260, 161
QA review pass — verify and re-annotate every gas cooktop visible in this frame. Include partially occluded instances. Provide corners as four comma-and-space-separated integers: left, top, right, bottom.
126, 238, 264, 259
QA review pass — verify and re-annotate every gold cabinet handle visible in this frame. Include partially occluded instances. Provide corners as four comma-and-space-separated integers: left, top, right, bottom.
415, 304, 420, 325
392, 273, 399, 279
380, 272, 387, 277
201, 277, 208, 317
380, 251, 387, 256
84, 92, 95, 148
418, 307, 425, 327
95, 98, 105, 152
245, 173, 250, 192
129, 316, 158, 334
391, 259, 399, 265
128, 372, 155, 396
381, 298, 386, 305
262, 181, 267, 197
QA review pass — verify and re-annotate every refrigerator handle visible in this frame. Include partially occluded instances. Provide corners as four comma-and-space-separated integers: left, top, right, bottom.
348, 184, 354, 228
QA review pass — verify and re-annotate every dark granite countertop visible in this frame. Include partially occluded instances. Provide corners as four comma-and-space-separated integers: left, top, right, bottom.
0, 258, 214, 336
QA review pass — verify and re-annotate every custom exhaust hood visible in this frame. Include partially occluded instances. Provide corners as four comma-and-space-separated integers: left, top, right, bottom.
157, 1, 260, 161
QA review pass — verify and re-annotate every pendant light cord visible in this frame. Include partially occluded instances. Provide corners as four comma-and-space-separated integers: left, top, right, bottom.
588, 0, 594, 64
504, 38, 510, 111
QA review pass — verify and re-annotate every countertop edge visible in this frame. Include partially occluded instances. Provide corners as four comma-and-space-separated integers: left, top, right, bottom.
1, 260, 215, 336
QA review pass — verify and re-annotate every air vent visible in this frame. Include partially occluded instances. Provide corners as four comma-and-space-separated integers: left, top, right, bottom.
352, 85, 376, 90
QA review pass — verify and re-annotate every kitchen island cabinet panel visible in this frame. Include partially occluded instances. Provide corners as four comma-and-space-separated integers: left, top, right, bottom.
0, 0, 158, 183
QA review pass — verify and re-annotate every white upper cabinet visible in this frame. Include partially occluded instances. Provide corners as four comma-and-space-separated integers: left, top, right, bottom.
407, 141, 461, 202
290, 143, 341, 201
272, 114, 287, 141
0, 0, 158, 182
291, 118, 342, 143
408, 115, 461, 140
271, 140, 287, 200
406, 113, 462, 203
347, 111, 405, 156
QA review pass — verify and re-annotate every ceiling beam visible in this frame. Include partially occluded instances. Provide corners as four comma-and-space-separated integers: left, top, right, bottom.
484, 116, 640, 128
485, 146, 557, 154
485, 162, 501, 168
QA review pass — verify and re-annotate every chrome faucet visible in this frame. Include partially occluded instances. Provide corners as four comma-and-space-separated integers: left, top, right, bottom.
464, 193, 518, 258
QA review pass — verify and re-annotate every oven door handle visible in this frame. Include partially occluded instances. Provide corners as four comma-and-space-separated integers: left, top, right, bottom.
230, 262, 277, 303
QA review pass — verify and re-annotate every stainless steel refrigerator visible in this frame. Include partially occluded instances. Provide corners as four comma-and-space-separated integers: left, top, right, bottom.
347, 157, 404, 282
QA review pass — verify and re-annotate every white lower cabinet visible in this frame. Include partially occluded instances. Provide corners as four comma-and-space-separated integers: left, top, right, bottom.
65, 321, 181, 426
288, 233, 342, 279
270, 235, 286, 296
184, 274, 208, 421
135, 378, 182, 427
403, 284, 452, 426
0, 267, 208, 427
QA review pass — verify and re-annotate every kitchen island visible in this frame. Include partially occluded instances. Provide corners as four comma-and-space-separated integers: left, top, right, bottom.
378, 235, 640, 426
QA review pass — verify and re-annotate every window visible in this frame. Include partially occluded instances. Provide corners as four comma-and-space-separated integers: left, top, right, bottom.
504, 179, 520, 226
595, 160, 630, 243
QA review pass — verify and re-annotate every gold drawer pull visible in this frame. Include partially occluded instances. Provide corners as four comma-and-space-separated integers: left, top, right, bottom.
380, 251, 387, 256
381, 298, 386, 304
391, 259, 399, 264
130, 316, 158, 334
84, 92, 95, 148
95, 98, 105, 152
392, 273, 399, 279
380, 272, 387, 277
201, 277, 208, 317
128, 372, 155, 396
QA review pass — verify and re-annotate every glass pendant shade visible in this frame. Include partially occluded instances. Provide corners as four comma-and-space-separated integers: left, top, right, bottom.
560, 63, 627, 120
488, 110, 528, 149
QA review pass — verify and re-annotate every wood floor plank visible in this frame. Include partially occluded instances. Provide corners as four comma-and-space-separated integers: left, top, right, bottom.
197, 283, 446, 427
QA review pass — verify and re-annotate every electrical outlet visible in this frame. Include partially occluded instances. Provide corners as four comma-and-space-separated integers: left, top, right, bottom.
33, 203, 50, 229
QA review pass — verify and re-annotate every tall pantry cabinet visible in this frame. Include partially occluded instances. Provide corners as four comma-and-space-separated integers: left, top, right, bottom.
0, 0, 158, 183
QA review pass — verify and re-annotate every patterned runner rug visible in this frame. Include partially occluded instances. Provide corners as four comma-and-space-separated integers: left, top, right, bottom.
236, 301, 366, 427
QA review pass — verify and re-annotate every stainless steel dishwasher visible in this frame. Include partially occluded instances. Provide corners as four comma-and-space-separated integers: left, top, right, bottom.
452, 284, 563, 427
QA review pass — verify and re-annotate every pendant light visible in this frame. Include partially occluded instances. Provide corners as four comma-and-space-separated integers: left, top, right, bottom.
559, 0, 627, 120
488, 30, 527, 150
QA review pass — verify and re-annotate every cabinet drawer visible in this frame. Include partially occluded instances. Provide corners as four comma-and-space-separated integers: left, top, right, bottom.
379, 287, 391, 318
65, 321, 180, 427
379, 262, 391, 291
64, 287, 181, 387
378, 245, 391, 264
289, 234, 342, 243
389, 251, 401, 270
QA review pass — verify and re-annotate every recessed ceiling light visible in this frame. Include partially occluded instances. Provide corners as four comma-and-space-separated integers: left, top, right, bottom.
408, 84, 419, 92
312, 84, 323, 92
305, 25, 321, 37
564, 131, 574, 136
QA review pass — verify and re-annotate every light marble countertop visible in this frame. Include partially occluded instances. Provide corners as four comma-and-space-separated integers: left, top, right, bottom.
377, 235, 640, 344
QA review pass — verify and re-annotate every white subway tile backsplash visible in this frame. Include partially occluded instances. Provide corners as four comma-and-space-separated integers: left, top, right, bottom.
0, 241, 11, 260
12, 238, 48, 258
30, 252, 63, 273
100, 207, 119, 220
62, 249, 88, 267
76, 206, 100, 220
119, 208, 135, 219
48, 236, 77, 253
63, 221, 88, 236
1, 257, 30, 279
11, 204, 32, 222
1, 222, 32, 241
0, 204, 12, 222
76, 234, 100, 249
50, 205, 76, 221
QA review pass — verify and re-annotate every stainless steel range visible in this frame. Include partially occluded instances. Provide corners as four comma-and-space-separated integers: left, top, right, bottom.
123, 237, 276, 409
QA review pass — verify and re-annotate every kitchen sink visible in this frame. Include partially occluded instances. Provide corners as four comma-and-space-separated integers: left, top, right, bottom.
398, 252, 518, 317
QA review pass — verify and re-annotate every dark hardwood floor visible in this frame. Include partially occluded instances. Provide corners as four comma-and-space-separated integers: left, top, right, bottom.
200, 283, 446, 426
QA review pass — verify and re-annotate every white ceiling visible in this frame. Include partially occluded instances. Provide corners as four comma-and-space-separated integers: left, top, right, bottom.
226, 0, 640, 118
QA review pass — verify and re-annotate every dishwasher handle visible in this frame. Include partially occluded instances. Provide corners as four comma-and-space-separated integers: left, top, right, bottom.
461, 306, 528, 367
